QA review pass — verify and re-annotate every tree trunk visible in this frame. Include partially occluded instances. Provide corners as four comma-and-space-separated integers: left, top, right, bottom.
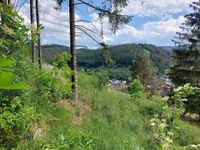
3, 0, 7, 5
35, 0, 42, 69
69, 0, 78, 100
30, 0, 35, 63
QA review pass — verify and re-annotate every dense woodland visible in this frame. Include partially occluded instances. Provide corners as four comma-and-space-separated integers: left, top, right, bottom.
0, 0, 200, 150
42, 43, 172, 80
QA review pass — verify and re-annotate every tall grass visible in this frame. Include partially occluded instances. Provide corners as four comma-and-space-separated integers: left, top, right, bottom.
78, 73, 200, 150
78, 73, 156, 150
17, 73, 200, 149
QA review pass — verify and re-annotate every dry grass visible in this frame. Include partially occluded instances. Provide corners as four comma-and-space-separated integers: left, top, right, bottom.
58, 100, 91, 125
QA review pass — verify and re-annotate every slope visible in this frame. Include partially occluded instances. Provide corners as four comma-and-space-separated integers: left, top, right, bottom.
42, 43, 173, 75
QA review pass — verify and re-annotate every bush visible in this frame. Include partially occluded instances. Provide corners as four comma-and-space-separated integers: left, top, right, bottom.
30, 68, 71, 103
0, 94, 37, 148
45, 129, 95, 150
170, 84, 200, 116
17, 129, 96, 150
96, 71, 109, 89
128, 79, 145, 98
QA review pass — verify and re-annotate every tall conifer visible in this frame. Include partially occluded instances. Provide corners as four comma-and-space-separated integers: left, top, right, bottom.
170, 0, 200, 86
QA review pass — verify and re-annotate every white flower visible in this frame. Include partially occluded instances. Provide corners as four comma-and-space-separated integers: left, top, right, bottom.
159, 123, 166, 129
162, 96, 169, 101
174, 86, 182, 92
190, 145, 198, 148
181, 98, 188, 102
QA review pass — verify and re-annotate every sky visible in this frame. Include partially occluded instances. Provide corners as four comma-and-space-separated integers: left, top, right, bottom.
17, 0, 195, 48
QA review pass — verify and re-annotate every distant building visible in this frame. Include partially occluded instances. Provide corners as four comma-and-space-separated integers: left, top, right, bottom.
109, 79, 128, 89
157, 76, 173, 96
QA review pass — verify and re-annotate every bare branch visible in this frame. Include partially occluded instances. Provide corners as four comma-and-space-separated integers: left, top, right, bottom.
76, 25, 102, 45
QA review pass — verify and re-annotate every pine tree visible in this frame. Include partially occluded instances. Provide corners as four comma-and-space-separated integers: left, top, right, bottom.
170, 0, 200, 86
173, 0, 200, 50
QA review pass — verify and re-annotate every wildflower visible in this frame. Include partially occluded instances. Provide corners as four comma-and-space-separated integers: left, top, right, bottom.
159, 123, 166, 129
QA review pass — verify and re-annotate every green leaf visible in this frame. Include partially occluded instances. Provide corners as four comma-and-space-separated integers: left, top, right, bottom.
0, 55, 29, 90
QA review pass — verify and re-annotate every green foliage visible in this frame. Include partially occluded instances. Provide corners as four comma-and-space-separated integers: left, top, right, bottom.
42, 43, 172, 75
173, 1, 200, 50
0, 3, 33, 56
96, 71, 109, 89
53, 52, 71, 71
170, 84, 200, 116
128, 79, 145, 98
131, 49, 157, 86
148, 84, 200, 150
0, 94, 37, 148
53, 52, 73, 89
102, 46, 115, 67
82, 67, 131, 81
0, 55, 29, 89
18, 129, 96, 150
30, 67, 71, 103
150, 115, 174, 150
171, 0, 200, 87
42, 130, 95, 150
79, 73, 157, 150
169, 50, 200, 86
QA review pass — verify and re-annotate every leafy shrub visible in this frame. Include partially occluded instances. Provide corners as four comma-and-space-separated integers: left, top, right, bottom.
0, 56, 36, 149
53, 52, 72, 80
44, 130, 95, 150
18, 129, 96, 150
96, 71, 109, 89
128, 79, 145, 98
148, 84, 200, 149
170, 84, 200, 116
0, 3, 36, 56
53, 52, 72, 95
150, 115, 174, 150
30, 68, 71, 103
0, 55, 29, 89
0, 94, 37, 148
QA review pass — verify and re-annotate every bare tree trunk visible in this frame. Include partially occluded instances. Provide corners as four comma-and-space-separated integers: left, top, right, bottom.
0, 0, 3, 24
69, 0, 78, 100
30, 0, 35, 63
7, 0, 10, 4
35, 0, 42, 69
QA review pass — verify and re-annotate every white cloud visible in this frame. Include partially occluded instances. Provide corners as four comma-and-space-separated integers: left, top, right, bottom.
104, 16, 185, 46
18, 0, 189, 47
123, 0, 194, 17
19, 0, 73, 44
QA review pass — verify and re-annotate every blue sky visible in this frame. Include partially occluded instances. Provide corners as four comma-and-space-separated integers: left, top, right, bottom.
18, 0, 194, 48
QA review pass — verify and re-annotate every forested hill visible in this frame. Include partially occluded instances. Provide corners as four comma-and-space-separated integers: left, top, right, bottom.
42, 43, 173, 74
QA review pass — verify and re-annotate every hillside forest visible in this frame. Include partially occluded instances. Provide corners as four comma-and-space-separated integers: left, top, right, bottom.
0, 0, 200, 150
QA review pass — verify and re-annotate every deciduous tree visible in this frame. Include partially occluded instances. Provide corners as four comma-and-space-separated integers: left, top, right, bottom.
131, 49, 157, 86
